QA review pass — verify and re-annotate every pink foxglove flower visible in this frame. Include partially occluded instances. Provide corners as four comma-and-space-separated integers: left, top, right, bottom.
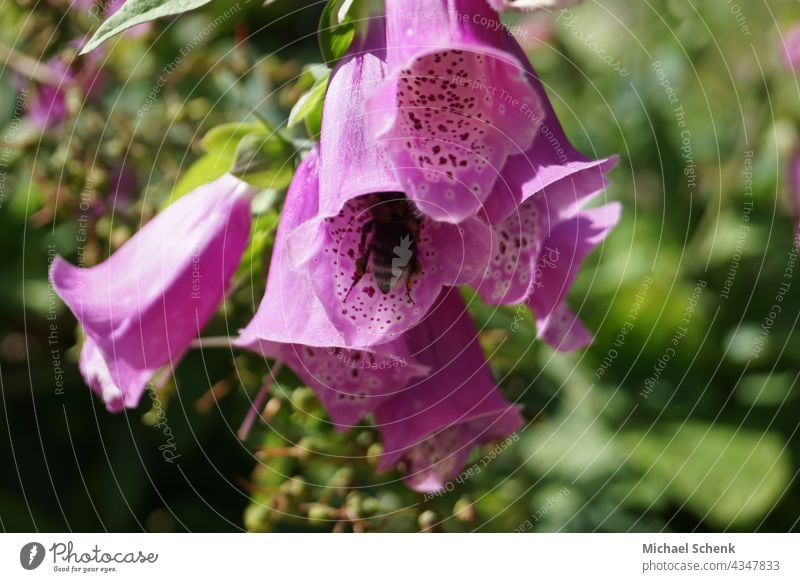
477, 165, 619, 350
236, 149, 430, 428
473, 40, 620, 350
51, 175, 255, 411
30, 1, 151, 129
482, 33, 618, 224
291, 13, 616, 350
369, 0, 543, 223
287, 22, 492, 347
375, 289, 523, 492
237, 153, 520, 491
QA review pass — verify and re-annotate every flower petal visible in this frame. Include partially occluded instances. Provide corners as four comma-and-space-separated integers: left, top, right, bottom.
372, 0, 542, 223
291, 194, 493, 347
272, 344, 429, 429
235, 149, 429, 427
78, 336, 150, 412
474, 196, 546, 304
236, 149, 347, 349
536, 302, 593, 351
483, 38, 617, 224
316, 20, 400, 218
528, 202, 621, 350
374, 289, 523, 491
287, 20, 494, 347
401, 407, 522, 492
52, 174, 254, 411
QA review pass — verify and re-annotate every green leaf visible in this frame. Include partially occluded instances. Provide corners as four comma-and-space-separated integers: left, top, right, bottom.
252, 189, 285, 216
619, 422, 790, 527
81, 0, 215, 54
736, 372, 797, 407
318, 0, 358, 66
287, 71, 329, 138
235, 211, 280, 280
201, 122, 265, 152
230, 133, 295, 190
523, 410, 624, 481
168, 122, 266, 204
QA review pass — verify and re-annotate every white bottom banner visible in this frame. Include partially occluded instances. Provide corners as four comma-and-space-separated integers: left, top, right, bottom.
0, 533, 797, 580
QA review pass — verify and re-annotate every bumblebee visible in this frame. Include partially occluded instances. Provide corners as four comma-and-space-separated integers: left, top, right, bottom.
344, 194, 422, 303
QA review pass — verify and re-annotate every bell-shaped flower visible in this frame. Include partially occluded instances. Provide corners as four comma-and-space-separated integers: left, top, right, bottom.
240, 186, 521, 491
287, 21, 493, 347
51, 174, 255, 411
368, 0, 544, 223
236, 148, 430, 428
482, 37, 618, 225
374, 288, 523, 493
464, 36, 619, 351
477, 176, 620, 350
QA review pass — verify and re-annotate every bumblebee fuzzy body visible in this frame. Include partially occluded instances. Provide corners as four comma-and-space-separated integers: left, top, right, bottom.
345, 194, 422, 301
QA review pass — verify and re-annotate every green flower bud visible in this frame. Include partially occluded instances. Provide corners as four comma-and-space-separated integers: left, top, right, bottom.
308, 504, 333, 524
366, 443, 383, 466
453, 496, 476, 524
361, 497, 379, 517
328, 466, 354, 489
280, 476, 307, 497
418, 510, 439, 533
345, 492, 363, 519
291, 387, 318, 414
356, 430, 375, 448
244, 504, 273, 532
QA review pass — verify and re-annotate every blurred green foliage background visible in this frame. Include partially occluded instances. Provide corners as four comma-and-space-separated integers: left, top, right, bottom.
1, 0, 799, 532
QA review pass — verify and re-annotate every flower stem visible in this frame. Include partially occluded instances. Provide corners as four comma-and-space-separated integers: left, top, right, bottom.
0, 42, 71, 87
190, 336, 235, 349
238, 362, 284, 440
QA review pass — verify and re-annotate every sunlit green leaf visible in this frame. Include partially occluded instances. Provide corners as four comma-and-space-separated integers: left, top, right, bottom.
230, 132, 295, 190
318, 0, 358, 66
82, 0, 215, 54
736, 372, 797, 407
168, 122, 275, 203
288, 71, 329, 138
619, 423, 790, 527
